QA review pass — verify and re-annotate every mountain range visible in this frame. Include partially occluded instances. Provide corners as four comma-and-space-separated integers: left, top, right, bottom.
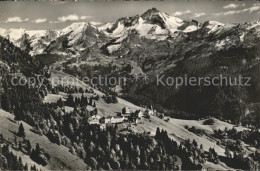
0, 8, 260, 122
2, 8, 259, 57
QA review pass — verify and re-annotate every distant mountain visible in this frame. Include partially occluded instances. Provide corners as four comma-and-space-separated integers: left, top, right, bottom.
0, 22, 107, 56
0, 8, 215, 56
100, 8, 191, 39
1, 8, 259, 57
100, 8, 201, 54
0, 28, 59, 55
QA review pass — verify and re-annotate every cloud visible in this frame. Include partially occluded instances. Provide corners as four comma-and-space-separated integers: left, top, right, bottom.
223, 4, 239, 9
193, 13, 206, 18
215, 5, 260, 16
80, 16, 91, 20
5, 17, 28, 23
55, 14, 92, 23
49, 21, 60, 24
33, 18, 47, 23
90, 21, 102, 26
173, 10, 191, 16
5, 17, 48, 24
223, 3, 246, 9
58, 14, 79, 22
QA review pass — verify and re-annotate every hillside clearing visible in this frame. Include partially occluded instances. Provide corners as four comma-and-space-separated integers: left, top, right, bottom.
0, 109, 88, 170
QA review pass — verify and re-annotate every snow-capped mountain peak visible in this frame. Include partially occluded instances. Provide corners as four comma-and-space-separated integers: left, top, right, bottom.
141, 7, 184, 32
0, 8, 201, 56
101, 8, 197, 42
1, 8, 257, 57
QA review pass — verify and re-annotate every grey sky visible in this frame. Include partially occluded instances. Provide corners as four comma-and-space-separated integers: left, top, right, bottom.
0, 0, 259, 30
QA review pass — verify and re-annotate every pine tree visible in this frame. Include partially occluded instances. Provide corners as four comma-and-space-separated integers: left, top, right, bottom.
112, 95, 118, 103
155, 127, 160, 139
19, 142, 22, 150
200, 144, 203, 150
30, 148, 35, 159
35, 143, 40, 154
89, 97, 93, 106
57, 97, 64, 108
18, 157, 23, 169
24, 163, 28, 171
66, 94, 74, 107
27, 140, 31, 154
96, 95, 100, 101
18, 123, 25, 137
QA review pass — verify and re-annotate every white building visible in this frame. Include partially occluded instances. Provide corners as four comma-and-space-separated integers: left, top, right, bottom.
122, 107, 131, 115
100, 116, 125, 124
88, 115, 101, 125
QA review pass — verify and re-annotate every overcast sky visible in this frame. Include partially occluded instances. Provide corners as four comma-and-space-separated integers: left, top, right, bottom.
0, 0, 259, 30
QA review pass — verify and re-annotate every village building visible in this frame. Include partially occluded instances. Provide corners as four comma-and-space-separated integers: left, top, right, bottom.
163, 117, 170, 122
129, 113, 140, 124
122, 106, 131, 115
144, 105, 155, 117
99, 116, 125, 124
157, 112, 164, 119
88, 115, 101, 125
133, 110, 143, 119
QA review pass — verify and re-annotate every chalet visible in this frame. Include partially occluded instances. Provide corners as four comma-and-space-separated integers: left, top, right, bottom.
99, 116, 124, 124
99, 117, 106, 124
122, 107, 131, 115
157, 113, 164, 119
133, 110, 143, 119
88, 115, 101, 125
144, 106, 155, 117
129, 113, 139, 124
163, 117, 170, 122
143, 109, 150, 117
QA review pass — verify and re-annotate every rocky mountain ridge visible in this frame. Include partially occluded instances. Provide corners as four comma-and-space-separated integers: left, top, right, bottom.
2, 8, 258, 57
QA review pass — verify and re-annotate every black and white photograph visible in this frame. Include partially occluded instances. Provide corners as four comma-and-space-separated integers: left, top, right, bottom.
0, 0, 259, 170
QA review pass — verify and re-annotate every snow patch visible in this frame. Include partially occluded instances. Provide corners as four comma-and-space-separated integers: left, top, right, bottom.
159, 12, 183, 33
207, 21, 225, 34
239, 33, 245, 42
107, 44, 121, 53
215, 38, 229, 50
183, 25, 198, 33
60, 22, 88, 45
111, 22, 126, 37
